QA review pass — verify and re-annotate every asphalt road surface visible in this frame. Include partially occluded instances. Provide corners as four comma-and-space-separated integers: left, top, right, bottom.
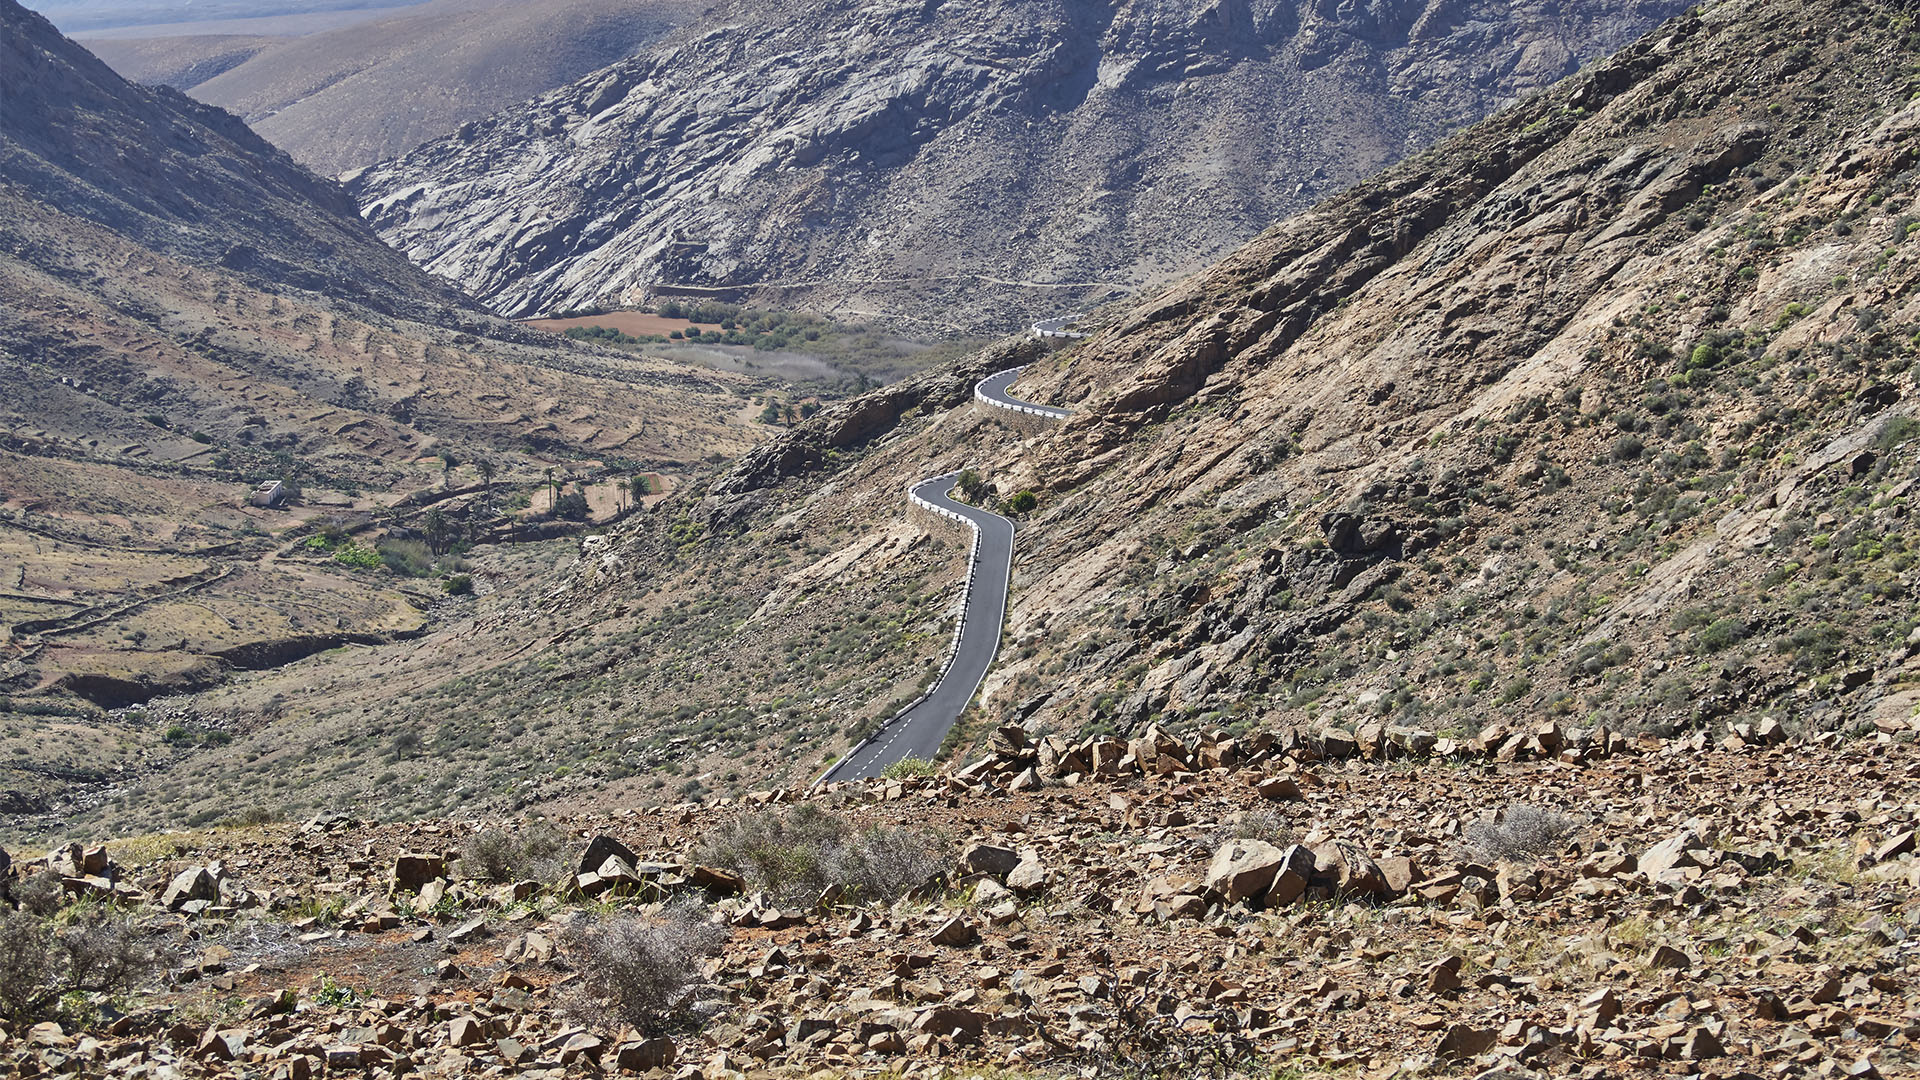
977, 366, 1072, 418
822, 369, 1064, 782
823, 471, 1015, 781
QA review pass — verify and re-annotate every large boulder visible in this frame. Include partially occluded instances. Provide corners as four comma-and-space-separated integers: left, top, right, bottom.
1006, 854, 1049, 895
161, 866, 219, 911
1265, 844, 1319, 906
615, 1038, 676, 1071
46, 841, 84, 877
688, 865, 745, 895
1314, 841, 1390, 897
962, 844, 1020, 879
1639, 831, 1708, 882
577, 835, 637, 877
392, 852, 446, 894
1205, 840, 1286, 904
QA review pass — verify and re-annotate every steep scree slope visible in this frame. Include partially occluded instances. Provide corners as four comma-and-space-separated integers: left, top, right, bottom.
350, 0, 1686, 332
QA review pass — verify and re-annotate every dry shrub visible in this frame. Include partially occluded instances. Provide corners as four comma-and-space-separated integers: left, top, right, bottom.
1467, 804, 1579, 862
564, 901, 724, 1030
0, 904, 164, 1025
1224, 810, 1293, 847
14, 871, 65, 916
694, 804, 947, 905
1033, 966, 1256, 1079
459, 820, 568, 883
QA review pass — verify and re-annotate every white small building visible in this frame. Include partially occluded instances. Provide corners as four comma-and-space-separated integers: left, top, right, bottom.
251, 479, 286, 508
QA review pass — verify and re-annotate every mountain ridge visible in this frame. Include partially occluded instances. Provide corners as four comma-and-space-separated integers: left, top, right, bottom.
349, 0, 1690, 333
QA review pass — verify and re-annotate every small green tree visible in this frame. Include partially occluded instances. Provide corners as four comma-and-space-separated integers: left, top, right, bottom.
476, 458, 497, 511
423, 507, 448, 555
1007, 490, 1038, 514
955, 469, 989, 504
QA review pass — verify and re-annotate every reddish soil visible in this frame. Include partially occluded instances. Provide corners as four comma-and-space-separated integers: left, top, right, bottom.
521, 312, 720, 337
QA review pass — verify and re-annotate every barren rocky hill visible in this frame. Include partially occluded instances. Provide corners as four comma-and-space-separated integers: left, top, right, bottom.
89, 0, 705, 178
349, 0, 1688, 333
0, 0, 771, 812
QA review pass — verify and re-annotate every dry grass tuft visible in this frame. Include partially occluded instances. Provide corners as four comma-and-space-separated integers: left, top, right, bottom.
696, 804, 948, 905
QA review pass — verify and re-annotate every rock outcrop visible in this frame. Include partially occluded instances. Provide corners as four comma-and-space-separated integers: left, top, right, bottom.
350, 0, 1687, 331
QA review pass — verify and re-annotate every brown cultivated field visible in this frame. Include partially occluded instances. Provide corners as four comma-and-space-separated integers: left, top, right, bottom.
522, 311, 719, 337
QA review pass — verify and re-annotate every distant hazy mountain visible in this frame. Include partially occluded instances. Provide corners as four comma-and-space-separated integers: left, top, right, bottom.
2, 0, 475, 318
82, 33, 280, 90
350, 0, 1691, 334
34, 0, 397, 33
83, 0, 704, 176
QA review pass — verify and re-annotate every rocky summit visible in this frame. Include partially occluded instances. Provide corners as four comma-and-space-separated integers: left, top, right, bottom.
349, 0, 1686, 332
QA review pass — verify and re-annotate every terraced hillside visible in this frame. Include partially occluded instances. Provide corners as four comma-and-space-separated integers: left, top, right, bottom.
0, 0, 770, 818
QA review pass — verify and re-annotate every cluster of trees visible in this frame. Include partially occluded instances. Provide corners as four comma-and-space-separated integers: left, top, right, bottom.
657, 301, 831, 352
564, 325, 665, 345
757, 398, 822, 426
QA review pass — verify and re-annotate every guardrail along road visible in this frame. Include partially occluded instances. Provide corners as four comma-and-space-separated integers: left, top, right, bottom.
819, 366, 1068, 783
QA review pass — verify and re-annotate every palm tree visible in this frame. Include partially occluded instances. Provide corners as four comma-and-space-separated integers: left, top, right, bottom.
441, 451, 459, 490
476, 458, 497, 512
424, 506, 448, 555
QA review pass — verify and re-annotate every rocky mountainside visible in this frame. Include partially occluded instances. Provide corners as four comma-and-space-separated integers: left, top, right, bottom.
64, 0, 1920, 850
0, 0, 771, 813
89, 0, 705, 178
0, 0, 480, 322
349, 0, 1687, 333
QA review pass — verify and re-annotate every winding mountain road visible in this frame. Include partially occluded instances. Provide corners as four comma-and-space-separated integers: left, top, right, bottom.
819, 365, 1066, 783
976, 367, 1073, 419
